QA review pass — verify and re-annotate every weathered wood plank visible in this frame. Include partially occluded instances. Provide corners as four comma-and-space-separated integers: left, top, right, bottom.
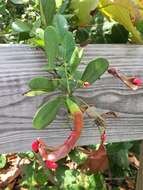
0, 44, 143, 153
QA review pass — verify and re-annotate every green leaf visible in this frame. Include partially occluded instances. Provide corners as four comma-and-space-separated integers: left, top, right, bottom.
62, 31, 75, 62
55, 0, 63, 8
69, 149, 87, 165
35, 168, 48, 185
21, 162, 37, 187
33, 96, 62, 129
99, 0, 143, 43
73, 70, 82, 80
53, 14, 68, 40
44, 26, 59, 68
24, 90, 47, 97
70, 47, 83, 72
10, 0, 29, 4
105, 24, 129, 44
12, 20, 32, 33
40, 0, 56, 26
81, 58, 109, 83
28, 77, 58, 91
94, 173, 107, 190
0, 154, 6, 169
76, 28, 89, 44
70, 0, 98, 26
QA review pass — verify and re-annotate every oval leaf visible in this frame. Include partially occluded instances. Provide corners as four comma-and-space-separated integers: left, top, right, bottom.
12, 20, 31, 33
40, 0, 56, 26
62, 31, 75, 62
33, 97, 62, 129
53, 14, 68, 40
44, 26, 59, 68
28, 77, 58, 92
81, 58, 109, 83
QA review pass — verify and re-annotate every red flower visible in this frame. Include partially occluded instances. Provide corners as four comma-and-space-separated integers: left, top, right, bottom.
83, 81, 90, 88
132, 78, 142, 86
32, 140, 39, 153
45, 160, 58, 170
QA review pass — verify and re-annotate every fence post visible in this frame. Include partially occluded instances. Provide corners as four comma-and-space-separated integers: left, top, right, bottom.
136, 141, 143, 190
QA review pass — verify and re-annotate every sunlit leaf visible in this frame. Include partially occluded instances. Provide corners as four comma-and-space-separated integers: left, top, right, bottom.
55, 0, 63, 8
99, 0, 143, 43
70, 0, 99, 26
24, 90, 47, 97
12, 20, 31, 33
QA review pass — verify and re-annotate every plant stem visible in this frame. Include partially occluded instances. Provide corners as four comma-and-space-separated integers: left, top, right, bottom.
64, 63, 71, 95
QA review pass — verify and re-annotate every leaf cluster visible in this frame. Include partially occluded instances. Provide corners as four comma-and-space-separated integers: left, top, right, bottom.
21, 0, 109, 130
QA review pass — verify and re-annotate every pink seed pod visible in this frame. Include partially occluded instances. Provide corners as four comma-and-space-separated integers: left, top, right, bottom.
132, 78, 142, 86
32, 140, 39, 153
45, 160, 58, 170
83, 81, 90, 88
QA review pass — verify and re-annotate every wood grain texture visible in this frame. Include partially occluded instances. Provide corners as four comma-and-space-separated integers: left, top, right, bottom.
0, 44, 143, 153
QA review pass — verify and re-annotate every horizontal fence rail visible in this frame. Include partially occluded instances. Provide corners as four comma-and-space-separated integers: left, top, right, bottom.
0, 44, 143, 153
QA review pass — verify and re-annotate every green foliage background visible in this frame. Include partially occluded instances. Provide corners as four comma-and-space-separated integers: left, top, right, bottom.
0, 0, 142, 189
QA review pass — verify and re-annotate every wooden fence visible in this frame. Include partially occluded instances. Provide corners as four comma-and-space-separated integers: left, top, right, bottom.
0, 44, 143, 189
0, 44, 143, 153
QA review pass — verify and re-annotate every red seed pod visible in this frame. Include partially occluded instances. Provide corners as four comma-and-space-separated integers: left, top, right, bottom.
101, 131, 107, 143
83, 81, 90, 88
31, 140, 39, 153
45, 160, 58, 170
132, 78, 142, 86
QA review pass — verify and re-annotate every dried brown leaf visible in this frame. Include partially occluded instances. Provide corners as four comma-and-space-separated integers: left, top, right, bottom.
80, 144, 109, 172
128, 153, 139, 168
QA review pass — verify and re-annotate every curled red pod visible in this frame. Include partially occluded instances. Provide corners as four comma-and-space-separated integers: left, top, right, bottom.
37, 99, 83, 163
